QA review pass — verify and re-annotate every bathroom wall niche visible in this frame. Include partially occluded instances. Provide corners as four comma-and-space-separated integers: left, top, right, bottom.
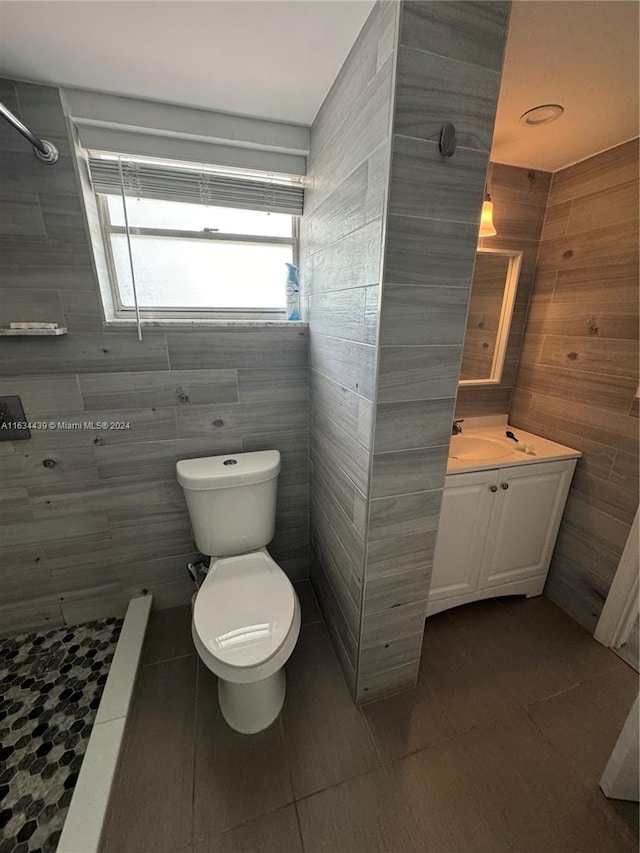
459, 247, 522, 385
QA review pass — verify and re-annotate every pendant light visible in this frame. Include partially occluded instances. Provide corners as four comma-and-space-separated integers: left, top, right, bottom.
479, 192, 497, 238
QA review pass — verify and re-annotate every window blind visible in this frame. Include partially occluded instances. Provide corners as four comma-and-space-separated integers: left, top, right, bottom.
88, 155, 304, 216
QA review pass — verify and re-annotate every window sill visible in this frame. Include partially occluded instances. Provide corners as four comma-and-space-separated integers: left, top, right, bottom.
103, 319, 308, 330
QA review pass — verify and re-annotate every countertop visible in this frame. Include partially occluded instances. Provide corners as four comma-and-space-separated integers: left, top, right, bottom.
446, 415, 582, 475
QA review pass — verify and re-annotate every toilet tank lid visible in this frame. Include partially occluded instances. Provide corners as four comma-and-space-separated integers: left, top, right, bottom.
176, 450, 280, 490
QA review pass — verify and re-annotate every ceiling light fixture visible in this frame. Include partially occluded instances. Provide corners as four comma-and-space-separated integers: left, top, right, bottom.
479, 193, 497, 238
519, 104, 564, 127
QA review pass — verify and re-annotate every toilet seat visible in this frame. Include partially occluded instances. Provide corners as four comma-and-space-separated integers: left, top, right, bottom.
193, 549, 299, 682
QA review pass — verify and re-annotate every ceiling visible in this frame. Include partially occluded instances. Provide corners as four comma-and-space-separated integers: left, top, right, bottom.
0, 1, 637, 171
0, 0, 376, 125
494, 1, 639, 171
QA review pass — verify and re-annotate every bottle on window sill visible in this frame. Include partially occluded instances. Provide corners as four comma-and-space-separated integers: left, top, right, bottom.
285, 263, 300, 321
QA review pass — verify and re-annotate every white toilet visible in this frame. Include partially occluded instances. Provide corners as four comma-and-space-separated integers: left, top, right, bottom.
176, 449, 300, 734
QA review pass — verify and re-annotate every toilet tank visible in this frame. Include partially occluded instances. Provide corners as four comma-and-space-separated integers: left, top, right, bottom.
176, 450, 280, 557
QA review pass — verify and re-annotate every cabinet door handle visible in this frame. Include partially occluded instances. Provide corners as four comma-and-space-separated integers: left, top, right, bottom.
490, 485, 498, 492
501, 483, 509, 490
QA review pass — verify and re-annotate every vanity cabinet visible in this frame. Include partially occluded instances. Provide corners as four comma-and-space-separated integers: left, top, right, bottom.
428, 458, 577, 616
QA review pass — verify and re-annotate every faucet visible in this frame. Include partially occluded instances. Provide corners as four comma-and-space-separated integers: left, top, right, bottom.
452, 419, 464, 435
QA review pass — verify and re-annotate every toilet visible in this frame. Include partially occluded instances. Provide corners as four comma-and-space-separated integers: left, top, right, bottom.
176, 449, 300, 734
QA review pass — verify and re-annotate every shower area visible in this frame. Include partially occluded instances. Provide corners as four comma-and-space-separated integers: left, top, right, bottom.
0, 94, 158, 852
0, 619, 122, 851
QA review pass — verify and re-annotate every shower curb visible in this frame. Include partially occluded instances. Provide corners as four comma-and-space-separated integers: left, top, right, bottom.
56, 594, 153, 853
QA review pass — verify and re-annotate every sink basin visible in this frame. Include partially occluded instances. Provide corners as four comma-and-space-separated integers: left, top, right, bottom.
449, 435, 511, 462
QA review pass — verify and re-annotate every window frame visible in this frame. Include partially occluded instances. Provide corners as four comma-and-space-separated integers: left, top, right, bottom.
96, 195, 299, 322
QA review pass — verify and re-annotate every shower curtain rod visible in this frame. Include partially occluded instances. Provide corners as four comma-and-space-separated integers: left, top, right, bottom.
0, 101, 59, 164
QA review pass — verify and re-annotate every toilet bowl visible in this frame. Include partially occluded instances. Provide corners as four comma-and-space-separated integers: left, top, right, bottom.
192, 548, 300, 733
176, 449, 300, 734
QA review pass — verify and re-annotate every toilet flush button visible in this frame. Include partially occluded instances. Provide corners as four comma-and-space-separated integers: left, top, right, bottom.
223, 459, 238, 466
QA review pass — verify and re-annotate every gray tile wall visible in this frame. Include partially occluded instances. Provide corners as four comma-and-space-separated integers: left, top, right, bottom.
0, 79, 310, 635
359, 0, 510, 702
510, 138, 639, 632
300, 1, 398, 694
302, 1, 509, 703
455, 162, 551, 416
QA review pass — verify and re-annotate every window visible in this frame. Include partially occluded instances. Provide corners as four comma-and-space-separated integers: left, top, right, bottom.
89, 153, 302, 321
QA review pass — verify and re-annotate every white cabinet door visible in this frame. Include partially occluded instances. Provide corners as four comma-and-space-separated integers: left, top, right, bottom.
430, 469, 497, 602
479, 459, 576, 588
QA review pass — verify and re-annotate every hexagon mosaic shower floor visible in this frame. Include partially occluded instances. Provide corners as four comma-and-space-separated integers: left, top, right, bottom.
0, 618, 122, 853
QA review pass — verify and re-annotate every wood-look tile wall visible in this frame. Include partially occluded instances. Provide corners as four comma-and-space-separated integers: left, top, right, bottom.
300, 1, 397, 694
455, 162, 551, 416
510, 137, 639, 632
0, 79, 310, 636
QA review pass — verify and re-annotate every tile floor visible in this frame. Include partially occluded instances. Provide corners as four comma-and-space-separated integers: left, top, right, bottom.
101, 585, 638, 853
0, 618, 122, 853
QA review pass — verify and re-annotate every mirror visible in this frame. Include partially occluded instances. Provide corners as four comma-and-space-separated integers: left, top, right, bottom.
459, 248, 522, 386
